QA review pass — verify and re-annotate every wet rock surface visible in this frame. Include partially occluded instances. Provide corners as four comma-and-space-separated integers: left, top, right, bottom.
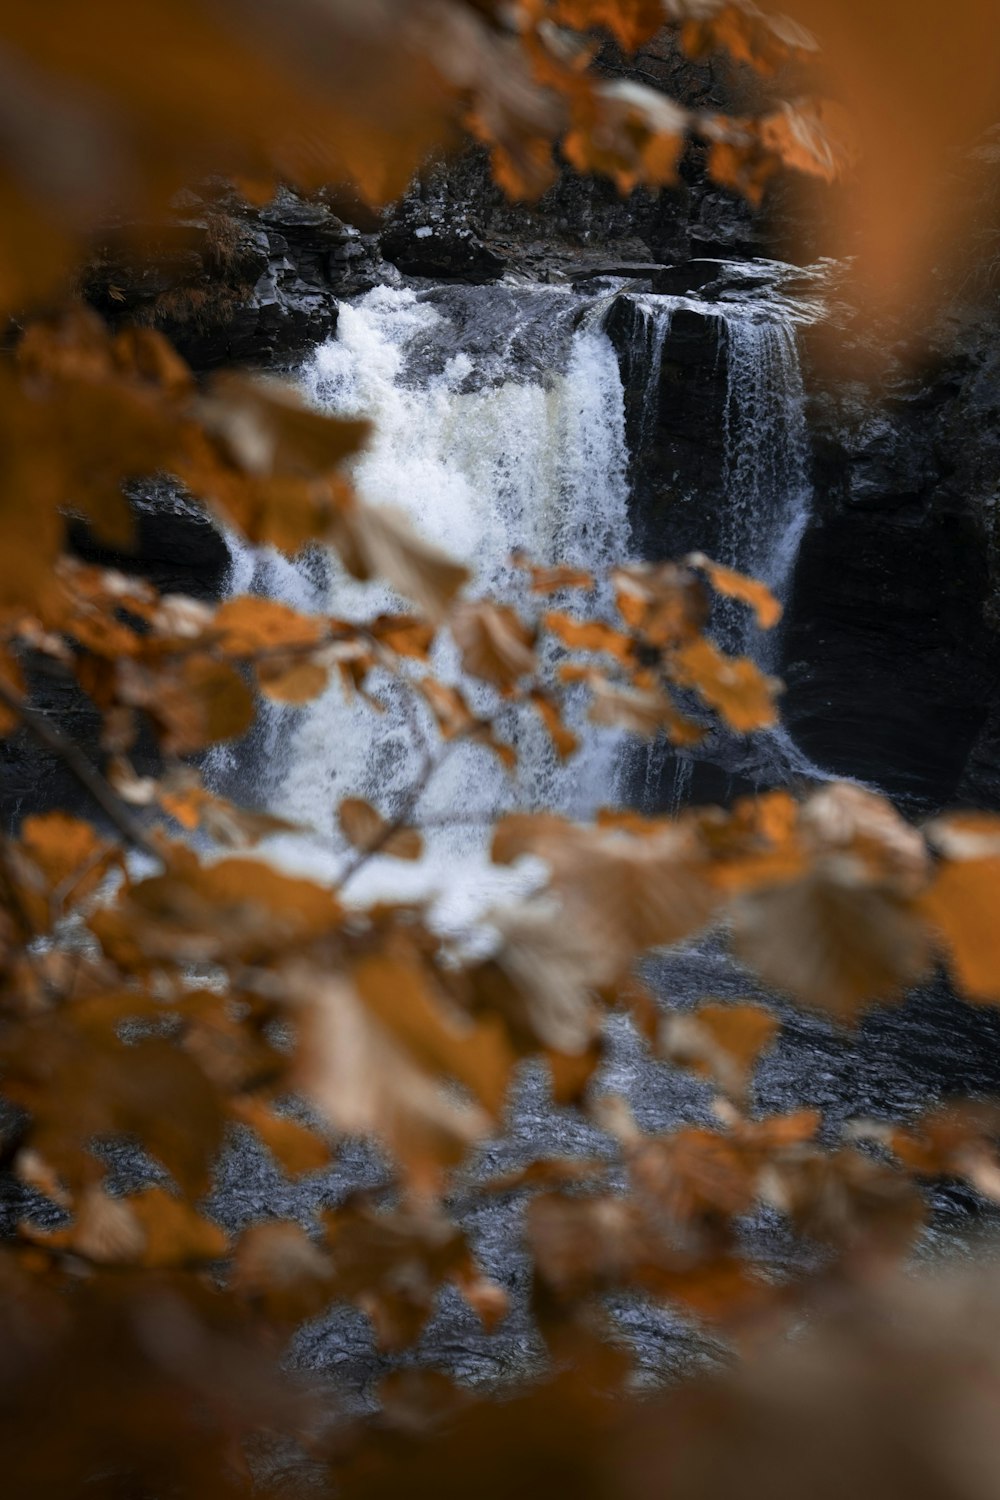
784, 306, 1000, 814
0, 486, 229, 827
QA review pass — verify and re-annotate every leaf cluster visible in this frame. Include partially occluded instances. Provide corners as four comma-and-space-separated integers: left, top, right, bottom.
0, 3, 997, 1496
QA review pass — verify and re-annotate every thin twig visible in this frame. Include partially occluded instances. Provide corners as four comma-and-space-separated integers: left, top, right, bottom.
0, 680, 162, 862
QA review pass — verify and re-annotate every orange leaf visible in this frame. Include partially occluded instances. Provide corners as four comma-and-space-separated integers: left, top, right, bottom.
688, 552, 782, 629
338, 798, 423, 861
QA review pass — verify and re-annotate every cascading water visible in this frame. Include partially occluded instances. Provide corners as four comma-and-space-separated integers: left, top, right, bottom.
620, 262, 835, 803
216, 284, 633, 929
213, 259, 839, 872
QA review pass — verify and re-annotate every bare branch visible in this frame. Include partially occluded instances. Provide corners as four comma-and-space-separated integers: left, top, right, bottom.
0, 680, 162, 862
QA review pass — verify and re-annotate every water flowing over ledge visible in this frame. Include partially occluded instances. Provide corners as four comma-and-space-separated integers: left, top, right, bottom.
212, 262, 834, 919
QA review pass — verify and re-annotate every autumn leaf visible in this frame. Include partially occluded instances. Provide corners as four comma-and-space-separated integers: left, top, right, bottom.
688, 552, 783, 629
232, 1221, 335, 1328
118, 653, 255, 754
661, 1002, 779, 1101
203, 372, 370, 477
630, 1126, 759, 1224
92, 852, 343, 967
0, 646, 25, 735
671, 637, 779, 733
19, 812, 117, 915
291, 964, 501, 1193
257, 656, 330, 705
230, 1099, 332, 1178
548, 0, 668, 52
921, 860, 1000, 1001
517, 559, 595, 593
321, 1197, 506, 1349
545, 610, 634, 662
613, 561, 708, 646
339, 797, 424, 861
732, 870, 930, 1021
157, 773, 301, 847
529, 689, 580, 759
492, 812, 721, 976
0, 1025, 226, 1195
213, 595, 325, 655
564, 81, 688, 194
451, 601, 537, 693
334, 501, 471, 620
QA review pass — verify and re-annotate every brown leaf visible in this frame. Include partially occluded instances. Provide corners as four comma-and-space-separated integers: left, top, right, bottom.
529, 690, 580, 759
732, 870, 931, 1021
213, 595, 325, 655
549, 0, 668, 52
336, 502, 470, 620
291, 967, 496, 1193
451, 601, 536, 693
119, 653, 255, 754
232, 1221, 335, 1327
19, 812, 116, 914
231, 1099, 331, 1178
517, 560, 595, 593
0, 646, 25, 735
128, 1187, 229, 1268
920, 816, 1000, 1002
204, 372, 370, 477
688, 552, 782, 629
545, 610, 634, 662
661, 1002, 779, 1100
93, 852, 343, 967
671, 637, 779, 733
613, 561, 708, 646
321, 1197, 503, 1350
257, 655, 330, 705
493, 813, 721, 979
1, 1024, 226, 1195
630, 1127, 759, 1224
338, 797, 424, 862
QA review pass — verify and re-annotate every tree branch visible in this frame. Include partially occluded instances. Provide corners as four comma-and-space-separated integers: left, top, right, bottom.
0, 680, 162, 862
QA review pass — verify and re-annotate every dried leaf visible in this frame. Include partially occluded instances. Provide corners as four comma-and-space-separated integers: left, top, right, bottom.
493, 813, 721, 976
688, 552, 782, 629
732, 871, 931, 1021
292, 969, 494, 1192
337, 502, 470, 620
920, 818, 1000, 1001
661, 1002, 779, 1100
545, 610, 634, 661
451, 601, 536, 693
339, 798, 424, 862
671, 637, 779, 733
231, 1099, 331, 1178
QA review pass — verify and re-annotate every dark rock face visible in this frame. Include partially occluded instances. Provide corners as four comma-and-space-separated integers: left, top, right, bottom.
1, 488, 230, 828
606, 292, 728, 561
84, 187, 384, 371
783, 510, 996, 810
781, 311, 1000, 814
78, 31, 792, 368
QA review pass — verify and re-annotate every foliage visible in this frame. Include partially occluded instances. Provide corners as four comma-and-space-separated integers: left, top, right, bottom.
1, 2, 1000, 1496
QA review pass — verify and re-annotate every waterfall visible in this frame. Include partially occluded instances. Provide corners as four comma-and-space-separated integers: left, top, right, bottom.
212, 261, 839, 870
620, 263, 832, 798
218, 285, 633, 929
720, 308, 812, 652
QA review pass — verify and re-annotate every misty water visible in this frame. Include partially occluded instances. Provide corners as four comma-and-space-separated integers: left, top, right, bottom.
206, 267, 1000, 1397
